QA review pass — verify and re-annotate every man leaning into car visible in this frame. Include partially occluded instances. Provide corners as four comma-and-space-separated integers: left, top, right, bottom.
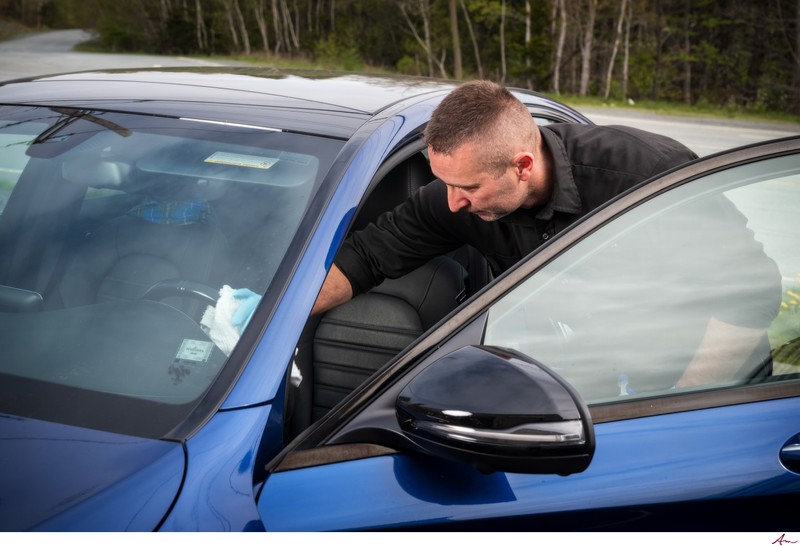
312, 79, 779, 389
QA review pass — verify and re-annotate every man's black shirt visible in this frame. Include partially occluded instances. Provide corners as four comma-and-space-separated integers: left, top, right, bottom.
335, 123, 698, 296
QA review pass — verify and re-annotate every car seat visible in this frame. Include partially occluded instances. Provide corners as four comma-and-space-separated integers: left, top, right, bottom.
287, 153, 468, 434
51, 162, 227, 317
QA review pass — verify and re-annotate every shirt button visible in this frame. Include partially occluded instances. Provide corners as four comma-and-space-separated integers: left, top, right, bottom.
542, 233, 550, 240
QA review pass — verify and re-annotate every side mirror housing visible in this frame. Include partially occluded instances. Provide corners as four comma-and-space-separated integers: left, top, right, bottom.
396, 345, 594, 475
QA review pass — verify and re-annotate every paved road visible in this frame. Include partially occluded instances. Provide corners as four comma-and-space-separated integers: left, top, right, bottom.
0, 29, 245, 82
1, 29, 798, 156
579, 106, 800, 157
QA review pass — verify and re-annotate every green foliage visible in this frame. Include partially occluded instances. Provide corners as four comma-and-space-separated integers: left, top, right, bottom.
96, 18, 144, 52
314, 33, 363, 71
770, 283, 800, 367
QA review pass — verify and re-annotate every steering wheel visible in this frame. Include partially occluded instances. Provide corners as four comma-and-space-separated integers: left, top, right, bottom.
141, 279, 218, 306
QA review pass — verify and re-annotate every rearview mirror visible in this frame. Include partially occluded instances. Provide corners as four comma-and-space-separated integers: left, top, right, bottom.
396, 345, 594, 475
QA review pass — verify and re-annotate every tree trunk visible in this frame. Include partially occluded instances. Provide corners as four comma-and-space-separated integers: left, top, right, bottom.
603, 0, 627, 99
795, 0, 800, 115
281, 0, 300, 50
579, 0, 597, 96
225, 3, 240, 51
272, 0, 284, 54
399, 0, 435, 77
254, 0, 270, 53
194, 0, 207, 51
449, 0, 463, 79
553, 0, 567, 95
622, 0, 631, 99
651, 0, 663, 101
682, 0, 692, 105
500, 0, 507, 83
525, 0, 532, 88
459, 0, 483, 79
233, 0, 251, 55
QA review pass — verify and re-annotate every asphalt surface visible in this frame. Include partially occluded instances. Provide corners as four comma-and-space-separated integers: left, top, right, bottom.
0, 29, 798, 156
0, 29, 245, 82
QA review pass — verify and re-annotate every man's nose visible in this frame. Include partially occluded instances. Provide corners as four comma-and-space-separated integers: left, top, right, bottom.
447, 186, 469, 212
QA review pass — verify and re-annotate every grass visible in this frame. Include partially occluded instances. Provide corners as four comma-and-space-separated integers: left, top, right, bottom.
0, 18, 30, 42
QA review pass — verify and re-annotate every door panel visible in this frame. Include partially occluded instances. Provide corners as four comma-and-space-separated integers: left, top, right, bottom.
259, 396, 800, 531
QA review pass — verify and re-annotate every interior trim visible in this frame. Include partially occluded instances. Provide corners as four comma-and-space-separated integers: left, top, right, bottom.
591, 378, 800, 423
274, 443, 398, 472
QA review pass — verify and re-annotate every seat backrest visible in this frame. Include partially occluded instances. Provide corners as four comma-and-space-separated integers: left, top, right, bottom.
52, 184, 227, 317
309, 255, 466, 422
350, 152, 433, 232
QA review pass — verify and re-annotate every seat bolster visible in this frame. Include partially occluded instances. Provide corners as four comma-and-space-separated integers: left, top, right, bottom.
371, 255, 466, 330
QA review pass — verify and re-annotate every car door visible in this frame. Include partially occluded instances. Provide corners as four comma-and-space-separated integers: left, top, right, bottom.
256, 137, 800, 531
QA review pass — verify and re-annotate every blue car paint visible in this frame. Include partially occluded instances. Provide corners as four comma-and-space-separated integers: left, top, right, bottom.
258, 396, 800, 530
159, 404, 273, 531
0, 413, 184, 531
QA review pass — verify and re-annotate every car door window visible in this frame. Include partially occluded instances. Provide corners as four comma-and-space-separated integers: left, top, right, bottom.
484, 153, 800, 404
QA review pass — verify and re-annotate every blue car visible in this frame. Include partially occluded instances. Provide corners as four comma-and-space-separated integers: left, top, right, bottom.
0, 68, 798, 531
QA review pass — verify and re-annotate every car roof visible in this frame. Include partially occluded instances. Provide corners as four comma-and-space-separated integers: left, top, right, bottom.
0, 67, 460, 139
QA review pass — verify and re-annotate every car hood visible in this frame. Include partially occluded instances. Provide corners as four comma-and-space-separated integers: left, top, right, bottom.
0, 412, 185, 531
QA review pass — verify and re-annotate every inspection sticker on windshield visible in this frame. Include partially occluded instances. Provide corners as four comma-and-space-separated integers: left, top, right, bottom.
205, 151, 278, 169
176, 339, 213, 364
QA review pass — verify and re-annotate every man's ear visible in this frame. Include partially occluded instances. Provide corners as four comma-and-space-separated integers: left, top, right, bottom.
514, 152, 535, 180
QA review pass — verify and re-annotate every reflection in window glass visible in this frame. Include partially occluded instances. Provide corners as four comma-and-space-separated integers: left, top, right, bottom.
485, 156, 799, 404
0, 121, 43, 214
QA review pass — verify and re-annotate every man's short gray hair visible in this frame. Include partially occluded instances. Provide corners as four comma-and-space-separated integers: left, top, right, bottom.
424, 80, 537, 175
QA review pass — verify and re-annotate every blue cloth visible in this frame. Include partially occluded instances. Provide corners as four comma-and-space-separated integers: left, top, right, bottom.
231, 288, 261, 333
128, 200, 213, 225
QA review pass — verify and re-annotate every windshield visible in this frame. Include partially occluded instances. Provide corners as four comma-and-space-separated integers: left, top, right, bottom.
0, 106, 343, 437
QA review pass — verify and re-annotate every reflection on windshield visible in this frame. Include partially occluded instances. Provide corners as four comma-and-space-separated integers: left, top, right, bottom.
0, 106, 343, 437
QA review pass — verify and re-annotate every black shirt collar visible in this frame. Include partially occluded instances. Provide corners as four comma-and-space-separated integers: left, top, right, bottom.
500, 125, 582, 224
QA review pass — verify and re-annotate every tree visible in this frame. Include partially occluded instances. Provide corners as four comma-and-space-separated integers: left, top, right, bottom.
459, 0, 483, 78
579, 0, 597, 96
18, 0, 796, 116
552, 0, 567, 95
449, 0, 462, 79
603, 0, 627, 99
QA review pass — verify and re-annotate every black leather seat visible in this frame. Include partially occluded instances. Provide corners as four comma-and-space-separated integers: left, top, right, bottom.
287, 153, 468, 427
310, 255, 466, 421
54, 213, 225, 314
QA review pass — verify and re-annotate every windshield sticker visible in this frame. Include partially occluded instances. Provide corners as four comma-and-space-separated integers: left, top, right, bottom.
277, 151, 311, 166
175, 339, 213, 364
205, 151, 279, 169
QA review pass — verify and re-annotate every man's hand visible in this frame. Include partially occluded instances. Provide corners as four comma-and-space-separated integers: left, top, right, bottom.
312, 264, 354, 315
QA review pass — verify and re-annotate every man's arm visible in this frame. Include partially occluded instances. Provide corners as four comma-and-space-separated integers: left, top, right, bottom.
311, 264, 353, 315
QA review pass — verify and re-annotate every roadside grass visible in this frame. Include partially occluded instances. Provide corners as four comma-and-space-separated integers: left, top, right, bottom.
0, 18, 30, 42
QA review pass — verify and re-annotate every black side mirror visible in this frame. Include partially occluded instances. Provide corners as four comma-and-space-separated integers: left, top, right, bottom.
396, 345, 594, 475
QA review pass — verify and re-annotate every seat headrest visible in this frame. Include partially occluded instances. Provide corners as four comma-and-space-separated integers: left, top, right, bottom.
372, 256, 467, 330
351, 153, 433, 232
